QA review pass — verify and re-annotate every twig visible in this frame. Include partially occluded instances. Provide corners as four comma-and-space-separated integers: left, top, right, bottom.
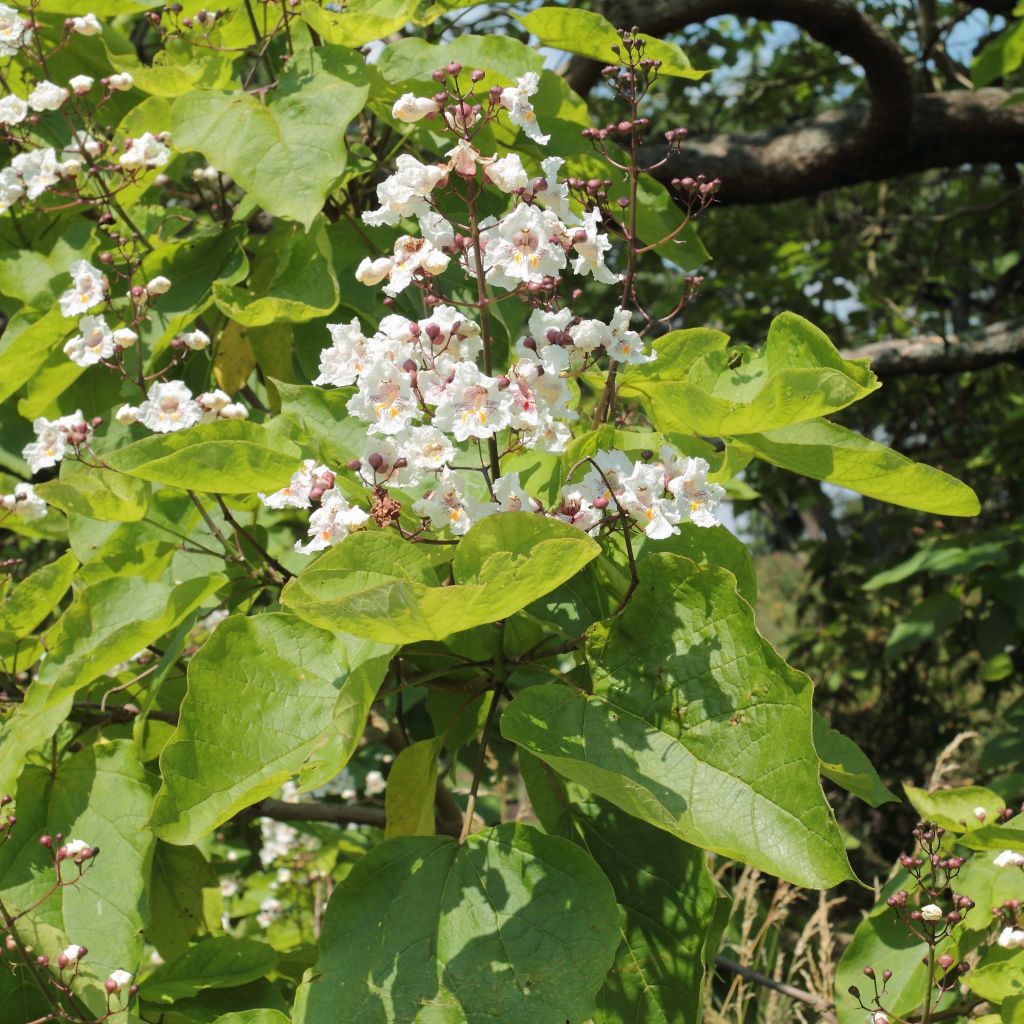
714, 955, 837, 1022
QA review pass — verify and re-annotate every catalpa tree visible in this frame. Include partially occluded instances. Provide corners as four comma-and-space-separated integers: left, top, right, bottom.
2, 3, 1019, 1023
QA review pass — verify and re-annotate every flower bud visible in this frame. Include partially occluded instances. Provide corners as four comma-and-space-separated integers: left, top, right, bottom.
368, 453, 385, 472
938, 953, 954, 970
445, 61, 462, 77
347, 459, 362, 472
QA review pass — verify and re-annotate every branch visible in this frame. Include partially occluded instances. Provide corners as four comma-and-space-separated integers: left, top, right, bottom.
565, 0, 1024, 203
714, 955, 837, 1022
568, 0, 914, 141
254, 797, 462, 838
841, 317, 1024, 377
648, 88, 1024, 204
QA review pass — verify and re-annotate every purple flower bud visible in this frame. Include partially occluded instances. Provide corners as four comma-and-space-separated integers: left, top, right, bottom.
938, 954, 954, 971
445, 61, 462, 77
308, 486, 325, 502
368, 453, 385, 472
496, 375, 510, 390
471, 69, 485, 82
593, 496, 609, 510
347, 459, 362, 472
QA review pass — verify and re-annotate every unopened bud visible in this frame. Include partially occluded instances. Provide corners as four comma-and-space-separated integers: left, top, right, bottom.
346, 459, 362, 472
368, 453, 385, 472
445, 61, 462, 77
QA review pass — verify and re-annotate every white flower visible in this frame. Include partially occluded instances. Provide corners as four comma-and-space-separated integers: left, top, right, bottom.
65, 130, 102, 158
417, 210, 455, 249
0, 4, 31, 57
59, 260, 107, 318
533, 156, 576, 223
499, 72, 549, 144
70, 14, 102, 36
295, 488, 369, 554
22, 411, 90, 473
493, 472, 536, 513
481, 204, 566, 290
314, 318, 371, 387
12, 148, 60, 200
0, 166, 24, 213
919, 903, 943, 922
606, 306, 650, 365
64, 314, 115, 366
392, 92, 438, 123
621, 462, 681, 540
413, 468, 495, 536
973, 806, 987, 821
362, 154, 446, 228
196, 389, 231, 422
137, 380, 202, 433
870, 1014, 889, 1024
997, 926, 1024, 949
28, 81, 69, 112
415, 304, 482, 362
121, 133, 170, 170
572, 208, 618, 285
256, 897, 283, 929
61, 944, 85, 963
107, 72, 134, 91
446, 139, 479, 178
577, 450, 635, 505
220, 402, 248, 420
346, 360, 421, 435
527, 415, 572, 454
192, 164, 219, 183
0, 93, 27, 125
364, 769, 386, 795
400, 425, 455, 477
382, 235, 450, 296
181, 328, 210, 350
219, 878, 238, 898
432, 361, 511, 442
146, 275, 171, 296
68, 75, 94, 95
115, 404, 139, 425
666, 455, 726, 528
355, 256, 392, 286
260, 460, 333, 510
554, 487, 603, 533
994, 849, 1024, 868
483, 152, 528, 193
63, 839, 90, 857
1, 483, 47, 520
569, 317, 612, 353
106, 969, 133, 993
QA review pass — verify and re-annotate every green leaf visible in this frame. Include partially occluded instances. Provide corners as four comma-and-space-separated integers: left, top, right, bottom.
501, 554, 853, 889
282, 514, 600, 644
214, 218, 339, 326
298, 823, 619, 1024
904, 783, 1005, 832
171, 47, 369, 228
814, 713, 897, 807
103, 28, 234, 96
140, 937, 278, 1004
864, 539, 1011, 590
0, 550, 77, 638
623, 313, 879, 436
36, 459, 151, 522
300, 0, 417, 47
384, 738, 442, 838
274, 381, 365, 465
148, 842, 220, 959
0, 742, 157, 1016
149, 613, 393, 845
213, 1013, 291, 1024
884, 591, 960, 662
520, 759, 719, 1024
518, 7, 706, 79
105, 420, 301, 494
735, 418, 981, 516
619, 327, 730, 388
0, 306, 67, 405
0, 573, 224, 798
973, 18, 1024, 87
968, 947, 1024, 1004
637, 523, 757, 606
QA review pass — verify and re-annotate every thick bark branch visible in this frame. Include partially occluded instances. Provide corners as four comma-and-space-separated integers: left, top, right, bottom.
840, 318, 1024, 377
649, 88, 1024, 203
566, 0, 1024, 202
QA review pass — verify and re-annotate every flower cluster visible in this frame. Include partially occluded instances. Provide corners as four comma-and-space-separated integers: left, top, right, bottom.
267, 67, 725, 552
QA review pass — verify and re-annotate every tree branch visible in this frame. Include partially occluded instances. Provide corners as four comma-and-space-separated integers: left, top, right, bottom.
841, 317, 1024, 377
714, 955, 837, 1022
254, 797, 462, 838
565, 0, 1024, 203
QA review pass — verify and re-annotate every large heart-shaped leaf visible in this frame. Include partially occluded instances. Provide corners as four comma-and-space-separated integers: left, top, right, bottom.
298, 823, 619, 1024
172, 47, 369, 228
501, 553, 853, 889
282, 514, 600, 644
149, 613, 393, 845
